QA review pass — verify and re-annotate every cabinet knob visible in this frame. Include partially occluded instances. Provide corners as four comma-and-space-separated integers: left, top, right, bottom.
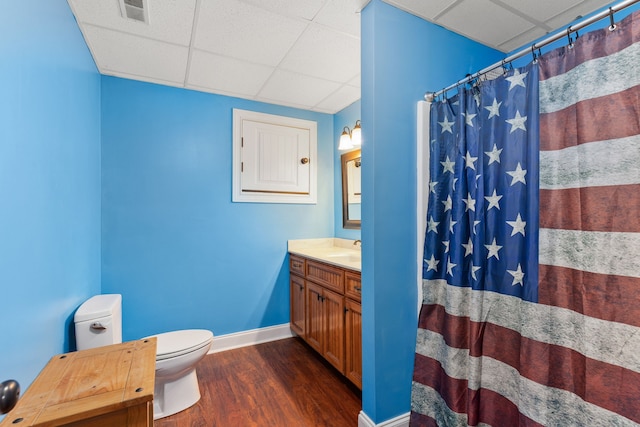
300, 157, 310, 165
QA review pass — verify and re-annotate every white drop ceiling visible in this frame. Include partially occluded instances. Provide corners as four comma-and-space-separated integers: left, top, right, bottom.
67, 0, 613, 114
384, 0, 614, 53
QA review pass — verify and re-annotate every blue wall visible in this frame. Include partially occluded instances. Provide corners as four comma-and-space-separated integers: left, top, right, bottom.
359, 1, 504, 423
5, 1, 635, 423
0, 0, 101, 403
100, 77, 334, 340
334, 100, 362, 240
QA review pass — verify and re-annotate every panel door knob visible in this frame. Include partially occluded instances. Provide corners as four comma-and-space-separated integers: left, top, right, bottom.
300, 157, 309, 164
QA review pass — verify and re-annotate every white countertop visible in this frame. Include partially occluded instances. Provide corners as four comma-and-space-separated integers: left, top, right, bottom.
288, 238, 361, 272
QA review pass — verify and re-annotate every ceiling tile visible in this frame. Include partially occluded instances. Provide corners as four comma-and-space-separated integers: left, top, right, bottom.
237, 0, 325, 21
545, 0, 614, 31
314, 0, 363, 36
495, 0, 583, 23
315, 85, 361, 112
279, 24, 360, 82
382, 0, 458, 20
67, 0, 196, 46
193, 0, 309, 67
258, 70, 342, 108
82, 25, 189, 84
187, 50, 274, 97
437, 0, 535, 49
498, 26, 548, 52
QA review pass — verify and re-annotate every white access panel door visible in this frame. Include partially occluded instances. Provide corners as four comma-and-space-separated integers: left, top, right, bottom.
232, 109, 317, 204
242, 120, 310, 194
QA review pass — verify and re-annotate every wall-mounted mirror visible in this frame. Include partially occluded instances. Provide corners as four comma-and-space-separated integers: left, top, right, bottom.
341, 149, 361, 229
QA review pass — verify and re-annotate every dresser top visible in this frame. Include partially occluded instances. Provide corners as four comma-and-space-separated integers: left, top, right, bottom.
1, 338, 156, 426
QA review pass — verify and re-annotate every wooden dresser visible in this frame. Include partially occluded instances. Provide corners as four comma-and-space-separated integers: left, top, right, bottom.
289, 254, 362, 389
0, 338, 156, 427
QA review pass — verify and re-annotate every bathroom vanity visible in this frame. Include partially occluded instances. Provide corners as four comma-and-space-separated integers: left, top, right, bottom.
288, 239, 362, 389
0, 339, 156, 427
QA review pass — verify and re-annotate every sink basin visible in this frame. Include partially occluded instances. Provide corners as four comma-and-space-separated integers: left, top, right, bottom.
325, 253, 361, 263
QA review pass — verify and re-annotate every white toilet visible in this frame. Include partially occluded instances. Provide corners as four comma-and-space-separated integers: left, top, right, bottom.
74, 294, 214, 420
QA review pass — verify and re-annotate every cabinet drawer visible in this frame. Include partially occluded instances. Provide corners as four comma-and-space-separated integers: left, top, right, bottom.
290, 255, 305, 276
306, 260, 344, 293
345, 271, 361, 302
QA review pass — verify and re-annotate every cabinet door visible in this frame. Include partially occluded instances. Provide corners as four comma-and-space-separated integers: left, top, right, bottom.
306, 282, 324, 354
323, 288, 345, 374
345, 298, 362, 389
290, 274, 306, 337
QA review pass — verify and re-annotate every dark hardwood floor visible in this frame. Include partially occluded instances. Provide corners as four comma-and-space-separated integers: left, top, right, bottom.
154, 337, 362, 426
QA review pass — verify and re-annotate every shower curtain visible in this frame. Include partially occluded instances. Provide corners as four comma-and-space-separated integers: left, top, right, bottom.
411, 9, 640, 427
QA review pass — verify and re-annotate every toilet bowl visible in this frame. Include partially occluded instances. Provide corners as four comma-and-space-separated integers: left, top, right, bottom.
74, 294, 214, 420
145, 329, 213, 419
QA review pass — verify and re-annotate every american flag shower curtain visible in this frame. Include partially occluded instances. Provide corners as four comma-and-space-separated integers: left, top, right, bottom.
411, 9, 640, 426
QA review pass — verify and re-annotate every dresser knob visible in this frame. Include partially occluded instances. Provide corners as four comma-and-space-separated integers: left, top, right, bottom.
1, 379, 20, 414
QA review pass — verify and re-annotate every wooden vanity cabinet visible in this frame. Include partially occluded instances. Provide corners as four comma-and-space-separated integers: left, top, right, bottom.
290, 273, 306, 337
289, 253, 361, 389
344, 271, 362, 389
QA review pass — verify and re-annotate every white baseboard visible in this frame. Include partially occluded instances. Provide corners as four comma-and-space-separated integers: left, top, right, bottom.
208, 323, 294, 353
358, 411, 410, 427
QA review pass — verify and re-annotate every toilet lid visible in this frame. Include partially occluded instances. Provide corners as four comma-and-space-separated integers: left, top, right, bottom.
147, 329, 214, 361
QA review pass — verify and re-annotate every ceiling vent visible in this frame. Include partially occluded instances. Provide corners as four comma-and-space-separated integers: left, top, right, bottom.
119, 0, 149, 24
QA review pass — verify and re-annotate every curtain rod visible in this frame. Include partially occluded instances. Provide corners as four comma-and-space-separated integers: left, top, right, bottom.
425, 0, 640, 101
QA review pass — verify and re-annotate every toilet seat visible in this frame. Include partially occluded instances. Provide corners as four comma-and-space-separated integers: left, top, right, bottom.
149, 329, 214, 361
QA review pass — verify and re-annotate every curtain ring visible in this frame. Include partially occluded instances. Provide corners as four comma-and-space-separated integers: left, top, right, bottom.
567, 26, 574, 49
609, 7, 617, 31
465, 74, 474, 90
531, 44, 538, 63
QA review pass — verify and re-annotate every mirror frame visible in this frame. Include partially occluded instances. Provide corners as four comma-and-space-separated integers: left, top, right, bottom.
341, 149, 361, 229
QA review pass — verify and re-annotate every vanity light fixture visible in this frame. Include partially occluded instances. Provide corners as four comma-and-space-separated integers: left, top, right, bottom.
351, 120, 362, 146
338, 126, 354, 150
338, 120, 362, 150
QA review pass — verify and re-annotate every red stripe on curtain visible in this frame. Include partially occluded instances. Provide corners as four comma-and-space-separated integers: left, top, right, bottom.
539, 185, 640, 232
409, 412, 438, 427
540, 86, 640, 150
539, 264, 640, 327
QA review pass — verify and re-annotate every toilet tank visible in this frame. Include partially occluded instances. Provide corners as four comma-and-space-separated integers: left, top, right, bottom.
74, 294, 123, 351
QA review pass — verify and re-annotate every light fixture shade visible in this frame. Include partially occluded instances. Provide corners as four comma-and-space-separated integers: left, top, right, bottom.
338, 127, 353, 150
351, 120, 361, 146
